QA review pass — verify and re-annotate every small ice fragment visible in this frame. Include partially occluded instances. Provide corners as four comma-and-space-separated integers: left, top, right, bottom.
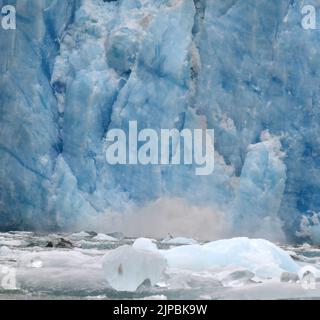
0, 246, 11, 256
107, 232, 124, 240
302, 243, 312, 250
162, 237, 198, 245
71, 232, 92, 238
298, 265, 320, 285
133, 238, 158, 252
0, 239, 25, 247
93, 234, 118, 242
220, 270, 255, 287
281, 272, 299, 283
141, 295, 167, 300
30, 258, 43, 269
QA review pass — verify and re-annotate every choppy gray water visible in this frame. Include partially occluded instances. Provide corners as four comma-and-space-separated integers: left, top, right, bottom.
0, 232, 320, 300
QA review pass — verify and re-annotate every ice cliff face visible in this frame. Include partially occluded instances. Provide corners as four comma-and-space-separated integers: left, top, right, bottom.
1, 0, 320, 243
0, 0, 80, 229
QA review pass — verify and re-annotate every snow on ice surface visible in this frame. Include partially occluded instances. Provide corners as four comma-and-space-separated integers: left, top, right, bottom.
2, 0, 320, 242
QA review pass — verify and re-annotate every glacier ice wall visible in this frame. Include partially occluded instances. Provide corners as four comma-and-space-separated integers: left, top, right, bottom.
1, 0, 320, 242
194, 0, 320, 241
0, 0, 80, 229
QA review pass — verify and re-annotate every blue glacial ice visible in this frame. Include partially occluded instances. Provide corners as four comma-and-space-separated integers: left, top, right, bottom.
161, 237, 299, 278
103, 238, 167, 292
101, 237, 299, 292
1, 0, 320, 243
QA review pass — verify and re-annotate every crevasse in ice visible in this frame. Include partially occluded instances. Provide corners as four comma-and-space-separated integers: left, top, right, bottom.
1, 0, 320, 242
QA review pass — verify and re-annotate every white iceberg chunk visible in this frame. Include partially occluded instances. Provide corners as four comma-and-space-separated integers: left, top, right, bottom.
0, 246, 12, 256
214, 267, 255, 287
162, 237, 198, 245
102, 244, 167, 292
141, 295, 168, 301
162, 238, 299, 279
132, 238, 158, 252
70, 231, 92, 239
18, 250, 96, 269
0, 239, 26, 247
93, 234, 118, 242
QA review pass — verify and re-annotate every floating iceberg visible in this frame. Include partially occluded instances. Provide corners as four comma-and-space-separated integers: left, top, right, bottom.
93, 234, 118, 242
102, 239, 167, 292
162, 237, 198, 246
102, 237, 299, 292
162, 238, 299, 279
70, 232, 92, 239
0, 246, 12, 256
